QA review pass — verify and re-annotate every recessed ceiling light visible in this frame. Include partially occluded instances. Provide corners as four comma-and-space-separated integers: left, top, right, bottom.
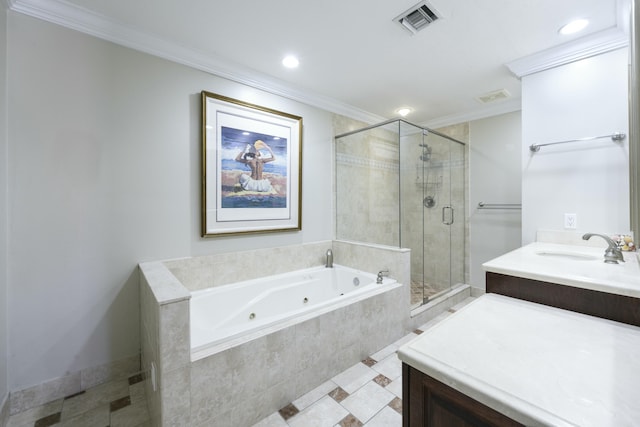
282, 55, 299, 68
396, 108, 412, 117
559, 19, 589, 35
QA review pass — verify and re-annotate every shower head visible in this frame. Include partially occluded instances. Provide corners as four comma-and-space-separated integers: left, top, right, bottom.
419, 143, 431, 161
419, 143, 432, 152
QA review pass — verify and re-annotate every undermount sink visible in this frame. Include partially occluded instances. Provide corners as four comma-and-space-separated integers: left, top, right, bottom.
483, 242, 640, 299
534, 250, 600, 261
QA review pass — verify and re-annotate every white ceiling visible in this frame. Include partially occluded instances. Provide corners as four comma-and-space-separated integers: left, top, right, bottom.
9, 0, 628, 126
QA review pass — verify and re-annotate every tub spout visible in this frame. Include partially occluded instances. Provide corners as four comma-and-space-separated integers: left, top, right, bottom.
326, 249, 333, 268
377, 270, 389, 284
582, 233, 625, 264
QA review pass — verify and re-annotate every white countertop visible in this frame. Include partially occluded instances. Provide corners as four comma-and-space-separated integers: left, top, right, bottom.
482, 242, 640, 298
398, 294, 640, 427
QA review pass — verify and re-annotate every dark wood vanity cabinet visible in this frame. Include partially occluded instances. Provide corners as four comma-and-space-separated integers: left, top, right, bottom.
486, 272, 640, 327
402, 363, 523, 427
402, 275, 640, 426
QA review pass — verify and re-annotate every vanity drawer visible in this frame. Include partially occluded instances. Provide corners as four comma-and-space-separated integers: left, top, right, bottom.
403, 363, 524, 427
486, 272, 640, 326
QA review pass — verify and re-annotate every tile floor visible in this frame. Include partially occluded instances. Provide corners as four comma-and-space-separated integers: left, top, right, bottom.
7, 297, 474, 427
6, 373, 150, 427
253, 297, 474, 427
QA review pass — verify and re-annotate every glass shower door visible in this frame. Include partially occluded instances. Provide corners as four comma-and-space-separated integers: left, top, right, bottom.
398, 121, 427, 307
421, 132, 453, 301
449, 138, 466, 288
407, 130, 465, 306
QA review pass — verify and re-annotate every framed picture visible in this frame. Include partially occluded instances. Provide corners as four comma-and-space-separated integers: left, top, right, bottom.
201, 91, 303, 236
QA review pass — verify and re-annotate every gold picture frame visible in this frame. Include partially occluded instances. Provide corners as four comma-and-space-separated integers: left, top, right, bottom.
201, 91, 302, 236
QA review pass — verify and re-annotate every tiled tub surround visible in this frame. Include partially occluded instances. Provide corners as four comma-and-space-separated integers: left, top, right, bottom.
139, 240, 412, 426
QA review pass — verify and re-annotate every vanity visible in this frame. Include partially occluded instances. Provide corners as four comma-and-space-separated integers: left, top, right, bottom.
399, 236, 640, 426
398, 293, 640, 427
483, 240, 640, 326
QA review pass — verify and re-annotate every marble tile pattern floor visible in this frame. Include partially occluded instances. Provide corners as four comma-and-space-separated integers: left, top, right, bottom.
253, 297, 474, 427
7, 373, 150, 427
7, 298, 474, 427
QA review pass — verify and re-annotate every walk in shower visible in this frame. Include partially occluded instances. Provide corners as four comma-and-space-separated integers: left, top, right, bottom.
335, 119, 466, 308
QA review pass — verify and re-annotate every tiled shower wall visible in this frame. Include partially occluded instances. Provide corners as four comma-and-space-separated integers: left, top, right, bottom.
334, 115, 470, 299
334, 125, 400, 247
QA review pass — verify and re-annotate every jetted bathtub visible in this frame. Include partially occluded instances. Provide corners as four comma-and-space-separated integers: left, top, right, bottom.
140, 244, 409, 426
190, 263, 398, 357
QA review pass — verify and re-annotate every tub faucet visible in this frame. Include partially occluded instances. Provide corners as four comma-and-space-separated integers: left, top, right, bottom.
377, 270, 389, 284
582, 233, 625, 264
325, 249, 333, 268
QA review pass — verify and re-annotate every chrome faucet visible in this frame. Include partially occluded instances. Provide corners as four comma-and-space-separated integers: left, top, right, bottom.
377, 269, 389, 284
582, 233, 625, 264
325, 249, 333, 268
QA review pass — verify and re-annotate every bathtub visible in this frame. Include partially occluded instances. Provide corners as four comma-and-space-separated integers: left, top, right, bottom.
140, 241, 410, 426
191, 264, 397, 356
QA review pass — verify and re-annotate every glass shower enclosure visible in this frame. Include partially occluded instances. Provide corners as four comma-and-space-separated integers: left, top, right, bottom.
335, 119, 466, 308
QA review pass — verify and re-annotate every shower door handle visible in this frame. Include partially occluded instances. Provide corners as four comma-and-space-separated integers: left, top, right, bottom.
442, 206, 454, 225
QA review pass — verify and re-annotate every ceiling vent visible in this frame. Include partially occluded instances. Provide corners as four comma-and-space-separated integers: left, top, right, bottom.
475, 89, 511, 104
394, 1, 442, 35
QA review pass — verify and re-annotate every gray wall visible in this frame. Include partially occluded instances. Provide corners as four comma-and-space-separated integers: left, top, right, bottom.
522, 47, 629, 243
1, 0, 9, 416
469, 112, 522, 291
7, 12, 333, 392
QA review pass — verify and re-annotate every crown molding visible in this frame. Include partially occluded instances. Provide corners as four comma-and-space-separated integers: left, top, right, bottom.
423, 98, 521, 130
506, 27, 629, 78
7, 0, 386, 124
8, 0, 629, 126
